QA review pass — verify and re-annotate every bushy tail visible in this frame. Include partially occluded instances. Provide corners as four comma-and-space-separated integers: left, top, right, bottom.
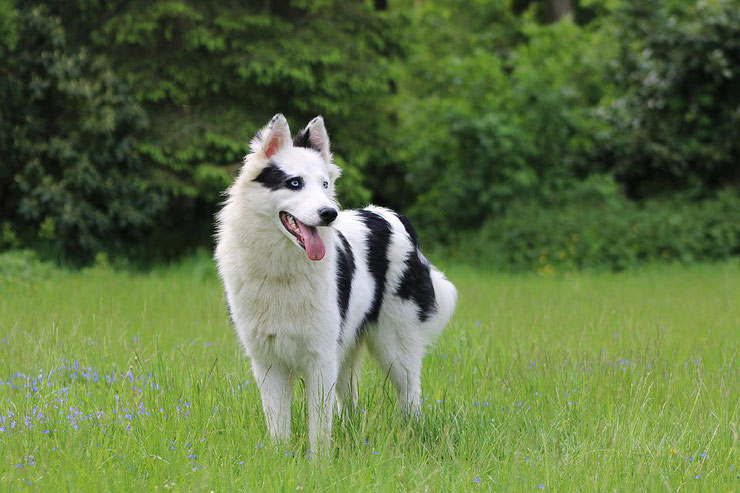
431, 267, 458, 332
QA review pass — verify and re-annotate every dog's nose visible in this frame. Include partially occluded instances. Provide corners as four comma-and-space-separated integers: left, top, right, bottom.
318, 207, 338, 225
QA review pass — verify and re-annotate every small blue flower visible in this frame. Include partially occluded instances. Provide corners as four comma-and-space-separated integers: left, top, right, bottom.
538, 484, 545, 490
473, 477, 480, 483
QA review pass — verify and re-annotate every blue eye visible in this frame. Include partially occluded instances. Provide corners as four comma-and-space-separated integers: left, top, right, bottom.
323, 181, 329, 189
286, 177, 303, 190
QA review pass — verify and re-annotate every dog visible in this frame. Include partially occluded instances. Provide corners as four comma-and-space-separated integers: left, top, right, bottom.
215, 114, 457, 453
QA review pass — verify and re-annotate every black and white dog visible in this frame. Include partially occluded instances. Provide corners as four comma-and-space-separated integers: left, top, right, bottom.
215, 114, 457, 452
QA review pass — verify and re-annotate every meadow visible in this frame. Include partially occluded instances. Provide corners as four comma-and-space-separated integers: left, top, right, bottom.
0, 255, 738, 491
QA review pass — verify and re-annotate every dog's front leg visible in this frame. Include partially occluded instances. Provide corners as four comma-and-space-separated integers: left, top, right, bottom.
306, 359, 337, 455
252, 360, 293, 443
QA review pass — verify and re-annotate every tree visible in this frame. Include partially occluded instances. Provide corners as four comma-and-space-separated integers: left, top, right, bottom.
0, 6, 163, 263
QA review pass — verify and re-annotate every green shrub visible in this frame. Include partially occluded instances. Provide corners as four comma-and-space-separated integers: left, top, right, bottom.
0, 250, 57, 281
600, 0, 740, 198
48, 0, 405, 216
0, 6, 163, 265
2, 0, 738, 269
399, 5, 618, 242
450, 190, 739, 273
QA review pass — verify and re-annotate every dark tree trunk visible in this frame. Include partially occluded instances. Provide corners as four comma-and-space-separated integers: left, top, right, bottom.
548, 0, 573, 21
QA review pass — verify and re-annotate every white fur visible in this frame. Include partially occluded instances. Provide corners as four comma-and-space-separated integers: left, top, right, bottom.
215, 114, 457, 453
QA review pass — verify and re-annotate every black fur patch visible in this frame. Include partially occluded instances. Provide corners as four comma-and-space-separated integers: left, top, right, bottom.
335, 231, 355, 341
394, 212, 420, 247
394, 212, 437, 322
358, 210, 392, 330
293, 128, 312, 149
253, 162, 288, 191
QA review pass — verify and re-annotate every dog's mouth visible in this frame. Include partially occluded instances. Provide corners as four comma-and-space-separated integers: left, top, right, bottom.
279, 211, 326, 261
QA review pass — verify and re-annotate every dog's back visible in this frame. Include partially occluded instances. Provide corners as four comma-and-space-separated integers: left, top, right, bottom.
331, 205, 456, 350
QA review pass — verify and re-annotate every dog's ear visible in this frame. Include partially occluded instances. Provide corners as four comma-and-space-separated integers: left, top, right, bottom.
294, 116, 340, 180
294, 116, 332, 163
251, 113, 291, 158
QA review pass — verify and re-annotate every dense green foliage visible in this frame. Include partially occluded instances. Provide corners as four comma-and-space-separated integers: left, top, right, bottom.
1, 257, 738, 489
450, 190, 739, 272
398, 5, 618, 238
1, 0, 403, 261
397, 0, 739, 241
602, 2, 740, 198
0, 7, 162, 264
1, 0, 737, 268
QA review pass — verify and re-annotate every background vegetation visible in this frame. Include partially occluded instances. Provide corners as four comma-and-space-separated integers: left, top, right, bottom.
1, 0, 738, 268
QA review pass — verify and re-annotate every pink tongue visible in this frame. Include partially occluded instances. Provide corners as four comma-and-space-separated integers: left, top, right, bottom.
296, 220, 326, 261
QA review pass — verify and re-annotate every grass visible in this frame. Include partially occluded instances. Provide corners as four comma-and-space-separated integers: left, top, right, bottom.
0, 253, 738, 491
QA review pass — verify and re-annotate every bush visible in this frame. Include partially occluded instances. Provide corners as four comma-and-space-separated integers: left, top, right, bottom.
0, 250, 57, 281
2, 0, 738, 269
48, 0, 405, 217
398, 5, 618, 242
450, 189, 739, 273
600, 0, 740, 198
0, 6, 163, 264
1, 1, 404, 263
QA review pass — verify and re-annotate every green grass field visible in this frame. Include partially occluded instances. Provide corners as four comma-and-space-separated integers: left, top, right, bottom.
1, 256, 738, 491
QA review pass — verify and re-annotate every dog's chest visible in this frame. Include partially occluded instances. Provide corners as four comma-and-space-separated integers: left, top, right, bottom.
232, 273, 338, 365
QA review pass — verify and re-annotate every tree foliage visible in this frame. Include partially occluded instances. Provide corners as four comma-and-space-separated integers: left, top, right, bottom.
2, 0, 404, 261
601, 1, 740, 198
0, 6, 162, 264
1, 0, 737, 268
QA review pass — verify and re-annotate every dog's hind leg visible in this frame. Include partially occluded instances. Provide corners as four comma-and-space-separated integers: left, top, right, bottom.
336, 341, 365, 417
366, 330, 424, 416
252, 360, 293, 443
305, 358, 338, 455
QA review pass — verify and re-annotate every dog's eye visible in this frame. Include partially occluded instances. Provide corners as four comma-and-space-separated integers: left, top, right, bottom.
285, 178, 303, 190
323, 181, 329, 189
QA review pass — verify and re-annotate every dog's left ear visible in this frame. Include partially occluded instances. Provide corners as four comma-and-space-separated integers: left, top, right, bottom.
294, 116, 341, 180
294, 116, 332, 162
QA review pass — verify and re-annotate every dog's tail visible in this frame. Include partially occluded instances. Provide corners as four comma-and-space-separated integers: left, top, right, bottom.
429, 267, 457, 335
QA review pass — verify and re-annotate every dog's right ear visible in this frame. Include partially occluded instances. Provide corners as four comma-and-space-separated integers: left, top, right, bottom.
250, 113, 291, 158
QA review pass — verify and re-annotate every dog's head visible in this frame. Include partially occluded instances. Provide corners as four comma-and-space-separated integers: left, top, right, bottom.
240, 114, 341, 261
